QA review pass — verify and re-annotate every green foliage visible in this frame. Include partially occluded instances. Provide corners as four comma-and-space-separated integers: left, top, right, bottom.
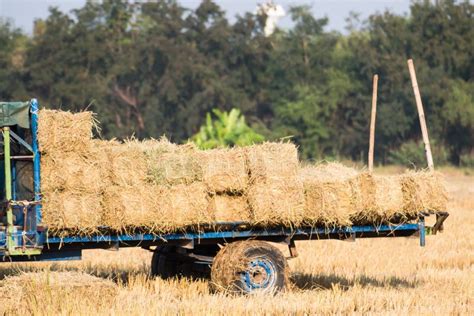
441, 79, 474, 164
388, 140, 449, 167
0, 0, 472, 165
388, 141, 427, 167
0, 19, 27, 99
191, 108, 264, 149
460, 152, 474, 168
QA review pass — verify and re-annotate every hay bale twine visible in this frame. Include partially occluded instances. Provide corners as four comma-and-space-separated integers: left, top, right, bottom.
145, 139, 203, 185
208, 194, 251, 222
199, 147, 248, 193
38, 109, 95, 154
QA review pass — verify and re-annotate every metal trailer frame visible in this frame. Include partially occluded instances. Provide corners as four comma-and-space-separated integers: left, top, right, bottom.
0, 99, 449, 263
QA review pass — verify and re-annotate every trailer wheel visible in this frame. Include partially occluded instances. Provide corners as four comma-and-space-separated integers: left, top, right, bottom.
211, 240, 289, 294
151, 245, 216, 279
151, 245, 179, 279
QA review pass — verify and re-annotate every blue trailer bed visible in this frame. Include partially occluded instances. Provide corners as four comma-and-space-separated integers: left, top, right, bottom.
0, 99, 448, 293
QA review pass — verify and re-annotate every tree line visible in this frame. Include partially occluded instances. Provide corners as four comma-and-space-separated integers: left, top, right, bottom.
0, 0, 472, 165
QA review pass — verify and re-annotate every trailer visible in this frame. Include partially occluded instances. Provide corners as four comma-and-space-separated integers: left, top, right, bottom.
0, 99, 449, 293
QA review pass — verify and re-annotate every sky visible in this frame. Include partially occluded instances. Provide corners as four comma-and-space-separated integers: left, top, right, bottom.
0, 0, 412, 34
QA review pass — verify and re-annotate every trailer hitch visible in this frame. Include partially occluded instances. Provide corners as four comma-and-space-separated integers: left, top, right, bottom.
418, 211, 449, 247
426, 212, 449, 235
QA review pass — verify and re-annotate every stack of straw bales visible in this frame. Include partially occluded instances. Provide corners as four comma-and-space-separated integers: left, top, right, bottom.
299, 163, 358, 226
37, 109, 448, 235
199, 147, 250, 222
299, 162, 448, 226
246, 143, 305, 226
39, 110, 108, 234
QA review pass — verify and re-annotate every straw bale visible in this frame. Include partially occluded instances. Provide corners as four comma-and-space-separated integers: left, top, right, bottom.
299, 164, 356, 226
0, 272, 117, 311
199, 147, 248, 193
38, 109, 95, 154
246, 142, 299, 184
373, 175, 404, 219
103, 182, 212, 233
102, 185, 162, 232
145, 139, 203, 185
400, 171, 448, 214
348, 172, 374, 214
40, 149, 110, 194
100, 139, 149, 187
41, 192, 103, 234
248, 182, 305, 226
299, 162, 359, 180
156, 182, 212, 229
1, 271, 116, 292
350, 173, 404, 223
208, 194, 251, 222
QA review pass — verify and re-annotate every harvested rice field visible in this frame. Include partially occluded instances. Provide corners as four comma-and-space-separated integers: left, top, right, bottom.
0, 167, 472, 315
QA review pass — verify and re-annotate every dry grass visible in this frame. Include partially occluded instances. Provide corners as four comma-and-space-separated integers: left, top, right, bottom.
0, 167, 472, 315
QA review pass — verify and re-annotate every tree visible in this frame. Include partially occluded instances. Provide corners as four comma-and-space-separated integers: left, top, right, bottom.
442, 79, 474, 164
0, 0, 471, 164
0, 19, 26, 100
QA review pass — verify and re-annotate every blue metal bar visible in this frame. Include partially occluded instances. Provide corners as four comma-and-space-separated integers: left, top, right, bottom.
419, 217, 426, 247
10, 130, 33, 153
44, 223, 420, 245
12, 161, 16, 200
30, 99, 42, 225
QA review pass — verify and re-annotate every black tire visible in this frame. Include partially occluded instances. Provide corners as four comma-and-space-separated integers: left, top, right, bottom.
211, 240, 289, 294
151, 245, 216, 279
151, 245, 179, 279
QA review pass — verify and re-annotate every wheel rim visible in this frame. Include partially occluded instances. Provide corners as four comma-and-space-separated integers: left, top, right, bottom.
241, 256, 277, 291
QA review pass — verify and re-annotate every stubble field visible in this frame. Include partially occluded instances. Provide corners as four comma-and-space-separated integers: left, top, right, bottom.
0, 167, 472, 315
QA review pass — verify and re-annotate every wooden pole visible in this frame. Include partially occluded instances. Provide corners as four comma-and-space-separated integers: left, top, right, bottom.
368, 74, 378, 173
407, 59, 434, 171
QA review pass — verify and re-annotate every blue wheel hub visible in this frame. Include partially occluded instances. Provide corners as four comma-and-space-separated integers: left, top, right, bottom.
241, 256, 276, 291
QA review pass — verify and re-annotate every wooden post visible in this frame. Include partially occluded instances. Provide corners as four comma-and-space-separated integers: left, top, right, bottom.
407, 59, 434, 171
368, 74, 378, 173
